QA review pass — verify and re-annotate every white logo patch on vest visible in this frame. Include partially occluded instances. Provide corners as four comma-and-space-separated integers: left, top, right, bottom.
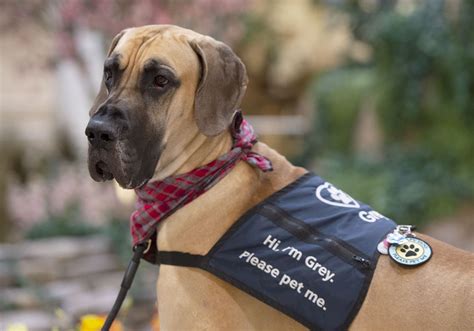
315, 182, 360, 209
315, 182, 393, 223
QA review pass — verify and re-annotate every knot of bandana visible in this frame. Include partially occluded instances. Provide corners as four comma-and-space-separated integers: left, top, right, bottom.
130, 113, 272, 263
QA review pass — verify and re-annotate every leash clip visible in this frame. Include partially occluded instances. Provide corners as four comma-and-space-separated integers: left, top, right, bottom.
133, 239, 152, 254
141, 239, 153, 254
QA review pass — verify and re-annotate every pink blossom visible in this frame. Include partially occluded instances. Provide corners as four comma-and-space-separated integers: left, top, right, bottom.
6, 163, 129, 234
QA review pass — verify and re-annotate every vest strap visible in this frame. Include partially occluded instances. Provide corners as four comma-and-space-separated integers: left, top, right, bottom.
156, 251, 206, 268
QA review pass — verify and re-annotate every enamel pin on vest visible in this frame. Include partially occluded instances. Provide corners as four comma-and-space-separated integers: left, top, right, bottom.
378, 225, 433, 267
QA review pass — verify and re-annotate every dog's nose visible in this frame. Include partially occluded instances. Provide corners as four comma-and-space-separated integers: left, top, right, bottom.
85, 117, 118, 147
86, 104, 128, 147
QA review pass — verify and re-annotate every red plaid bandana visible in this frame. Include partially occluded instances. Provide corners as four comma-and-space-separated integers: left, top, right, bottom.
131, 113, 272, 262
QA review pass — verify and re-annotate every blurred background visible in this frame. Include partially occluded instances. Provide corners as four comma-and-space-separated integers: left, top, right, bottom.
0, 0, 473, 330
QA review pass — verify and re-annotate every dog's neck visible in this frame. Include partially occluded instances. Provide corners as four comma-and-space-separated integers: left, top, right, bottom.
156, 141, 308, 254
151, 129, 232, 181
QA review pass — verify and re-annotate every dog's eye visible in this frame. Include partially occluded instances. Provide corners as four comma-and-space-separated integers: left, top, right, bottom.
154, 75, 169, 88
104, 70, 113, 85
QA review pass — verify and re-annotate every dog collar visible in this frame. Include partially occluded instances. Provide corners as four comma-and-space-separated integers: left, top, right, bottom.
130, 112, 273, 263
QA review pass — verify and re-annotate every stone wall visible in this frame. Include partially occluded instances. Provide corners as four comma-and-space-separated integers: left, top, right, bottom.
0, 235, 157, 330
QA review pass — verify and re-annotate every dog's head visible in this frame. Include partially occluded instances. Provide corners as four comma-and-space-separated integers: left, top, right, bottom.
85, 25, 248, 188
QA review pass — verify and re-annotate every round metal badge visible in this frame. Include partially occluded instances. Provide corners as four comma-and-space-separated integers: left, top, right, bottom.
388, 237, 432, 267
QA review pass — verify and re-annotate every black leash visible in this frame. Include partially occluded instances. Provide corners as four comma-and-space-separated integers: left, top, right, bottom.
101, 241, 149, 331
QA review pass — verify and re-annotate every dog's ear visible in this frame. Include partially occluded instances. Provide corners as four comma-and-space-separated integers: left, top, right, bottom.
191, 38, 248, 136
89, 30, 126, 116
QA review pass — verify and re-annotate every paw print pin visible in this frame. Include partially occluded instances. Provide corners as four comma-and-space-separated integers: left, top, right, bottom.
389, 237, 433, 267
399, 243, 421, 258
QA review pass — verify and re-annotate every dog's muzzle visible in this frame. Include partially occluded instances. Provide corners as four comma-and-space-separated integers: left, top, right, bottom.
85, 104, 129, 182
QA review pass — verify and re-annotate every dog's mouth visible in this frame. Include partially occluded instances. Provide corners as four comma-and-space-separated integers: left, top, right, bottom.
88, 151, 154, 189
89, 155, 118, 183
90, 157, 132, 187
95, 161, 114, 181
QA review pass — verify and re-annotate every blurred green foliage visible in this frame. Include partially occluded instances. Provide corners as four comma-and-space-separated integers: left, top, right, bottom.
25, 203, 99, 239
301, 0, 474, 226
105, 218, 133, 265
26, 210, 131, 265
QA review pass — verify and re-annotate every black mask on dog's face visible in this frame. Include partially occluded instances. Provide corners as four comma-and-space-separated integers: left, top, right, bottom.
85, 26, 248, 189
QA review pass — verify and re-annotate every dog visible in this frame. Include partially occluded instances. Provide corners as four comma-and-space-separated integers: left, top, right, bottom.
86, 25, 474, 330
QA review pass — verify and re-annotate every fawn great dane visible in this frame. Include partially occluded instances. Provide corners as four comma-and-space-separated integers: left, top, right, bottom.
86, 25, 474, 330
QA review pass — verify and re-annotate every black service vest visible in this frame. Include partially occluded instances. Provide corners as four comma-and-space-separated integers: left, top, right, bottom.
156, 173, 396, 330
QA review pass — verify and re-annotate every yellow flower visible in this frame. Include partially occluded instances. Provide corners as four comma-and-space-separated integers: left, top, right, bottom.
151, 313, 160, 331
79, 315, 123, 331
